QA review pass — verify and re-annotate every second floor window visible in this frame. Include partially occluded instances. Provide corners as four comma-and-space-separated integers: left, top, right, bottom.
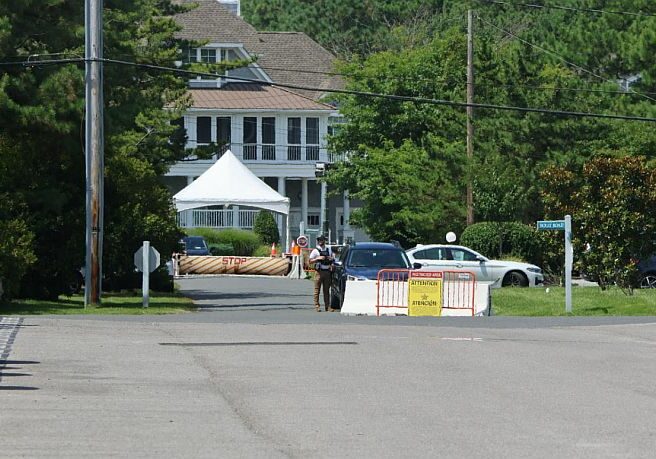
197, 116, 211, 144
262, 117, 276, 161
306, 117, 319, 160
217, 117, 231, 154
200, 48, 216, 63
288, 118, 301, 144
262, 118, 275, 144
287, 117, 301, 161
243, 117, 257, 160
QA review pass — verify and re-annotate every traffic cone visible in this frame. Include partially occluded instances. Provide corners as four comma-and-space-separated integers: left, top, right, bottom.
291, 240, 298, 256
270, 242, 277, 257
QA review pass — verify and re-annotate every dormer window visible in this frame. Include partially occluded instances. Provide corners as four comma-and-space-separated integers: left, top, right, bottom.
200, 48, 216, 63
183, 46, 240, 64
218, 0, 240, 16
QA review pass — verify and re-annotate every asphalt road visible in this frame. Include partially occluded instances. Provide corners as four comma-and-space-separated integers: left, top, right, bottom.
2, 276, 656, 458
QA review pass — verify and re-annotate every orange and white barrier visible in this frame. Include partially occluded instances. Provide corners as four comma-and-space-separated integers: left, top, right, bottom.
340, 269, 491, 317
177, 255, 288, 276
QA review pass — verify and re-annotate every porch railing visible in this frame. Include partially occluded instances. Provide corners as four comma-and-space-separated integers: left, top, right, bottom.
182, 143, 344, 164
178, 209, 281, 230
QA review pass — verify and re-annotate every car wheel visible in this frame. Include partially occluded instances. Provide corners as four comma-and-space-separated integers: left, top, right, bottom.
640, 273, 656, 289
502, 271, 529, 287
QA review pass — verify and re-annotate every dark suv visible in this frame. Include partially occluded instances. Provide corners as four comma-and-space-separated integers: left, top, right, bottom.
329, 242, 414, 309
181, 236, 210, 256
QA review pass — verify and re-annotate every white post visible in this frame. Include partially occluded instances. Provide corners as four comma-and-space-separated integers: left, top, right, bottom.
285, 213, 290, 253
319, 181, 327, 236
210, 116, 217, 160
301, 178, 308, 229
343, 192, 351, 230
565, 215, 573, 313
185, 176, 194, 228
142, 240, 150, 308
232, 205, 239, 228
278, 177, 286, 242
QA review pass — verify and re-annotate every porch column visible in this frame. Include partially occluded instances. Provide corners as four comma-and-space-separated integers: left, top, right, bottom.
343, 191, 355, 244
319, 180, 327, 237
185, 176, 194, 227
186, 117, 197, 148
211, 117, 218, 160
278, 177, 286, 247
232, 205, 239, 228
301, 178, 308, 232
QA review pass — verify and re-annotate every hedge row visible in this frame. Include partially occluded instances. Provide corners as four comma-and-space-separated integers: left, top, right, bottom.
461, 221, 543, 265
186, 227, 262, 256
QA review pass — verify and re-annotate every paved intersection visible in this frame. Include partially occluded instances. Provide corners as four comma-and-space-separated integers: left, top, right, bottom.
1, 277, 656, 458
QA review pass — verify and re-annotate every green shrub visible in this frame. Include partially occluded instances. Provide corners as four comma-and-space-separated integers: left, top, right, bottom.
187, 227, 260, 256
502, 221, 542, 263
461, 222, 503, 258
209, 243, 235, 256
462, 221, 543, 265
186, 227, 223, 244
0, 217, 37, 299
253, 244, 273, 257
253, 211, 280, 245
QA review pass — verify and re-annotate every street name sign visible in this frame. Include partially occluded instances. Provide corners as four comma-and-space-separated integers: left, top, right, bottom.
537, 220, 565, 231
536, 216, 573, 313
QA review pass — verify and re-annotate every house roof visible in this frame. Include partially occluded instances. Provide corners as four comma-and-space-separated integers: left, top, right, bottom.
172, 0, 343, 101
188, 83, 336, 111
253, 32, 343, 100
172, 0, 261, 50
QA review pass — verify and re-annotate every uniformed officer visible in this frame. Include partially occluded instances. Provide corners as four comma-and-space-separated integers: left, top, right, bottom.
309, 235, 335, 312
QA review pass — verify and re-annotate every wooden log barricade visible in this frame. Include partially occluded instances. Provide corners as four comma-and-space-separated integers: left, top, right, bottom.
177, 255, 289, 276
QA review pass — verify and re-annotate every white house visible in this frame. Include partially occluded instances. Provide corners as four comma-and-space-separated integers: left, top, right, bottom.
164, 0, 367, 245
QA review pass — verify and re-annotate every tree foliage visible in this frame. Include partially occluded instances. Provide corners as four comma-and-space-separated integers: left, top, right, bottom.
242, 0, 450, 57
253, 211, 280, 245
541, 156, 656, 293
0, 1, 190, 299
308, 0, 656, 245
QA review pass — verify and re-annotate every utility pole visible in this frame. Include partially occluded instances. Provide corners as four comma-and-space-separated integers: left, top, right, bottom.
466, 9, 475, 226
84, 0, 104, 306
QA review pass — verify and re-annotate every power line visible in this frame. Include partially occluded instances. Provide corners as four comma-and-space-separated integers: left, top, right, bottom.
1, 56, 655, 123
476, 16, 656, 103
4, 56, 652, 99
477, 0, 656, 18
0, 57, 84, 67
481, 82, 656, 97
246, 64, 656, 98
99, 57, 656, 123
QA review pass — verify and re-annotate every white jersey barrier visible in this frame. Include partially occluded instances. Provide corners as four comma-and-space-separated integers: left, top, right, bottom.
340, 269, 491, 317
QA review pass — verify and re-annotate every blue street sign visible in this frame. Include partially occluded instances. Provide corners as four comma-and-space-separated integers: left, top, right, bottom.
537, 220, 566, 231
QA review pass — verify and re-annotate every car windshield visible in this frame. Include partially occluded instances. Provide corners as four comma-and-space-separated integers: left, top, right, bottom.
185, 238, 206, 250
349, 249, 409, 268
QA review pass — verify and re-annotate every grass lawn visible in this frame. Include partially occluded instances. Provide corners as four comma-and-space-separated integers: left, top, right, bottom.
493, 286, 656, 316
0, 291, 195, 316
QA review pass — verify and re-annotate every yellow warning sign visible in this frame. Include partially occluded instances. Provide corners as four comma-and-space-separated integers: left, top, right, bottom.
408, 272, 443, 317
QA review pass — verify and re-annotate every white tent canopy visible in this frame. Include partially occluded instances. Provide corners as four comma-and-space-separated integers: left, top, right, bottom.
174, 150, 290, 250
